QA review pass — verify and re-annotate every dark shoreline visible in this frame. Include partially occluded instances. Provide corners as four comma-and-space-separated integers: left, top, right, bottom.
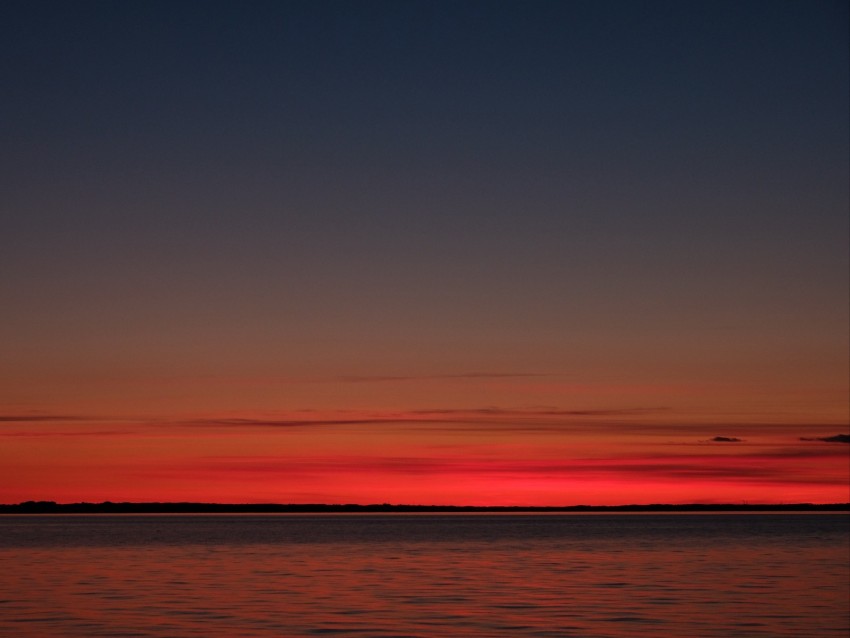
1, 501, 847, 514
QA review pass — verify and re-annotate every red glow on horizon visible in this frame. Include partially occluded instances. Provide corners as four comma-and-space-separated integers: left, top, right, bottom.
2, 430, 847, 506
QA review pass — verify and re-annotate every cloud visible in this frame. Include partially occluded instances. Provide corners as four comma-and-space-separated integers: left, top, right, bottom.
178, 406, 670, 431
410, 407, 667, 417
184, 417, 392, 428
0, 430, 133, 438
0, 415, 94, 422
333, 372, 559, 383
0, 414, 151, 438
799, 434, 850, 444
175, 410, 850, 445
739, 446, 850, 460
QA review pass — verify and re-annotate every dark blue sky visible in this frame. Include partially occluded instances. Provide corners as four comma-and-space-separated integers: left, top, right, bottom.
5, 1, 846, 214
1, 0, 848, 386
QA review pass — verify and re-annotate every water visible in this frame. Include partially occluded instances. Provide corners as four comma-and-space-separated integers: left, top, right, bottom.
1, 513, 847, 637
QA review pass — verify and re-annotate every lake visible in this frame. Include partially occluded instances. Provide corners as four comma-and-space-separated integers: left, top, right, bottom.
1, 513, 847, 636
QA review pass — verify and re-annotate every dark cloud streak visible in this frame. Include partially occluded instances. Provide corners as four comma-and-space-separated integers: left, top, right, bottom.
180, 407, 670, 430
799, 434, 850, 444
0, 415, 96, 422
0, 430, 133, 438
333, 373, 560, 383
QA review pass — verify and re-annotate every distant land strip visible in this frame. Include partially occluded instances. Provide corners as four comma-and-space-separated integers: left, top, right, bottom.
1, 501, 847, 514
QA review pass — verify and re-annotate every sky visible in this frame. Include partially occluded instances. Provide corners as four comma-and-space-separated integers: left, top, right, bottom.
1, 0, 848, 505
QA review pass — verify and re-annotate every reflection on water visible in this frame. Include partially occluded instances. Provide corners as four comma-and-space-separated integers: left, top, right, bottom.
1, 514, 847, 637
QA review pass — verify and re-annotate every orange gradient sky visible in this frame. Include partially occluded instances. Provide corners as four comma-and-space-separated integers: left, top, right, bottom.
1, 2, 848, 505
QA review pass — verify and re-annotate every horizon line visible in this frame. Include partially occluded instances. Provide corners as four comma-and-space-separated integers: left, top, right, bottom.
3, 501, 848, 512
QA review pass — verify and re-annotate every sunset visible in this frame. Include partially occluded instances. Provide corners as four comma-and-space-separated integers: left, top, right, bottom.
2, 405, 848, 505
1, 1, 847, 635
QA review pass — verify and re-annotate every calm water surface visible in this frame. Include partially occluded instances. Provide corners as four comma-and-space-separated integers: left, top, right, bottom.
1, 513, 847, 637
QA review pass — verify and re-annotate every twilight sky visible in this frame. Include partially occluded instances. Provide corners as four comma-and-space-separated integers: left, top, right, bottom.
1, 0, 848, 505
